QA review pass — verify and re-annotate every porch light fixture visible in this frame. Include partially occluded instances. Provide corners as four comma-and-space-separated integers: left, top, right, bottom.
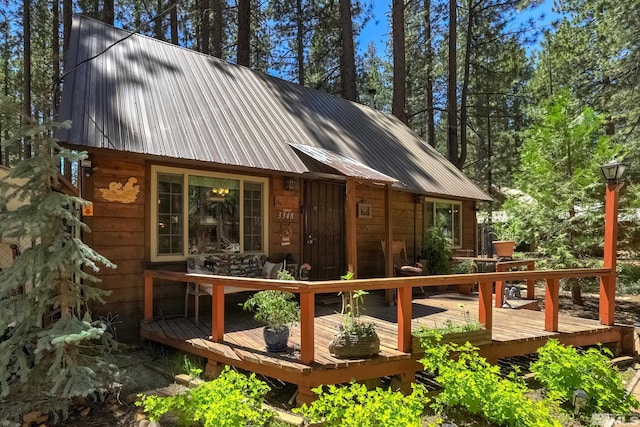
80, 159, 93, 177
284, 177, 296, 191
600, 160, 626, 183
572, 389, 588, 414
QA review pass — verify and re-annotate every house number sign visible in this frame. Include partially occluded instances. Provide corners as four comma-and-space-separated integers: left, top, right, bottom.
277, 210, 295, 220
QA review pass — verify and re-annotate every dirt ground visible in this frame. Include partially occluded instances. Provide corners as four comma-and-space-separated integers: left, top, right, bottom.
46, 291, 640, 427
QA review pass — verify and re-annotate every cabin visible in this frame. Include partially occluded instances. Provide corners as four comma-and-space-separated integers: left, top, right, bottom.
58, 16, 491, 340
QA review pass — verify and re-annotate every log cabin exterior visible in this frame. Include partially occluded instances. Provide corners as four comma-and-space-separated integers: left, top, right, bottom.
58, 16, 491, 341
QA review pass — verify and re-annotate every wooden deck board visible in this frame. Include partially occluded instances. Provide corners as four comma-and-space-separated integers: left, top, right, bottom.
141, 290, 623, 394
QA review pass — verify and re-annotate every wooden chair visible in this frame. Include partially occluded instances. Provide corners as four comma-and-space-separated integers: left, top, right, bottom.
381, 239, 425, 303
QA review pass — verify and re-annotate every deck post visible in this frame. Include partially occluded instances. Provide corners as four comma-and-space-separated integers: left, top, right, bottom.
300, 290, 315, 364
526, 261, 536, 299
144, 271, 153, 321
397, 286, 412, 352
384, 184, 394, 304
545, 278, 559, 332
345, 177, 357, 276
212, 281, 225, 342
600, 181, 619, 326
478, 281, 492, 331
495, 264, 505, 307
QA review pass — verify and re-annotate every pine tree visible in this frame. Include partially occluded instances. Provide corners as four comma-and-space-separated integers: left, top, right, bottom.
0, 100, 116, 420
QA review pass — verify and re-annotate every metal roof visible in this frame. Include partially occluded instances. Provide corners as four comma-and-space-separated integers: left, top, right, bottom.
58, 16, 491, 201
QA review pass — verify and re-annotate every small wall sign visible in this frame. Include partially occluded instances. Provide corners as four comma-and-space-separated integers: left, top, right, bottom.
277, 209, 295, 220
99, 177, 140, 204
82, 202, 94, 216
357, 203, 372, 218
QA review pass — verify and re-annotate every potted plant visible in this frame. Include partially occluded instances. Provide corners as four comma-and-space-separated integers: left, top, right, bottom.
242, 270, 299, 352
328, 272, 380, 358
492, 223, 518, 258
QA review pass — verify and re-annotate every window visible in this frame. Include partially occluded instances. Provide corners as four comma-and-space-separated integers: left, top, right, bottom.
424, 200, 462, 247
151, 166, 268, 261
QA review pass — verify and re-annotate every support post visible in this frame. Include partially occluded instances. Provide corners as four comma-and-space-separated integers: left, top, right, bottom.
478, 281, 492, 331
600, 182, 619, 326
397, 286, 412, 352
495, 263, 505, 307
300, 291, 315, 364
212, 281, 225, 342
384, 184, 395, 304
345, 177, 357, 276
526, 261, 536, 299
144, 271, 153, 321
545, 278, 559, 332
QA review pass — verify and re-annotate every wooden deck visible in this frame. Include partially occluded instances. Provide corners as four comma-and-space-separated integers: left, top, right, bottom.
140, 289, 628, 404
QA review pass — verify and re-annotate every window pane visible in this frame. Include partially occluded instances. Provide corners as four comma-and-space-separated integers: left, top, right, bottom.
157, 174, 184, 255
243, 182, 263, 252
424, 202, 434, 228
435, 202, 453, 241
188, 176, 240, 254
453, 204, 461, 246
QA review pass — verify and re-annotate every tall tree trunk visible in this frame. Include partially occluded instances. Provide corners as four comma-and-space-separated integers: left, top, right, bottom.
63, 0, 71, 56
296, 0, 305, 85
392, 0, 407, 123
237, 0, 250, 66
424, 0, 435, 147
23, 0, 32, 159
338, 0, 356, 101
52, 0, 60, 116
211, 0, 223, 57
103, 0, 114, 25
458, 0, 473, 170
446, 0, 457, 165
155, 0, 165, 40
200, 0, 210, 53
170, 0, 178, 45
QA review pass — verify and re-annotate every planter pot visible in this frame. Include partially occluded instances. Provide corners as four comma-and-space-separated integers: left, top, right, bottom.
328, 332, 380, 359
412, 328, 492, 352
493, 241, 515, 258
263, 326, 289, 352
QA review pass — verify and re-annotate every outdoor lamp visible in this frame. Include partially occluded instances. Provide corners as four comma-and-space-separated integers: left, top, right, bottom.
572, 389, 588, 414
600, 160, 626, 183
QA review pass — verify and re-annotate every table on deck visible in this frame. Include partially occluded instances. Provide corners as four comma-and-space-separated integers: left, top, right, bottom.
452, 257, 536, 306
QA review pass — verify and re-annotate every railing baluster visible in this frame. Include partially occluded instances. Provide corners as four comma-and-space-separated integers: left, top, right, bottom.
526, 261, 536, 299
300, 290, 315, 364
397, 286, 413, 352
478, 281, 492, 331
545, 278, 559, 332
212, 280, 225, 342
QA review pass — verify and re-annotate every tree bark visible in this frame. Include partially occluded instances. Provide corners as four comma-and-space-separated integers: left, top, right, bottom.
103, 0, 114, 25
446, 0, 457, 165
63, 0, 71, 57
339, 0, 357, 101
52, 0, 60, 116
23, 0, 32, 158
200, 0, 210, 53
170, 0, 179, 45
296, 0, 305, 85
392, 0, 407, 123
237, 0, 250, 66
424, 0, 435, 147
211, 0, 223, 57
155, 0, 165, 41
458, 0, 473, 169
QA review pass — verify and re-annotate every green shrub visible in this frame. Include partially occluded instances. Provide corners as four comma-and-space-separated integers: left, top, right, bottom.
137, 367, 274, 426
530, 339, 638, 417
618, 263, 640, 295
420, 338, 561, 426
422, 226, 452, 275
294, 382, 428, 427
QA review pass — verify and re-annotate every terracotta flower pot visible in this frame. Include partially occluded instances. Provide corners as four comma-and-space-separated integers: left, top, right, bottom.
493, 241, 515, 258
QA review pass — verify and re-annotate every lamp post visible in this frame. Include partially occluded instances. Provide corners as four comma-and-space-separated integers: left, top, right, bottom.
599, 160, 626, 325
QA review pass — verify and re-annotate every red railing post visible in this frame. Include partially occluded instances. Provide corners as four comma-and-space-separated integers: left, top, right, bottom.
600, 182, 619, 326
478, 281, 492, 331
495, 264, 505, 307
144, 271, 153, 321
526, 261, 536, 299
212, 281, 225, 342
545, 278, 559, 332
397, 286, 413, 352
300, 290, 315, 364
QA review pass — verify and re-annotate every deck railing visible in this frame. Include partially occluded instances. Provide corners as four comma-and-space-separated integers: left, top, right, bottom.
144, 268, 612, 364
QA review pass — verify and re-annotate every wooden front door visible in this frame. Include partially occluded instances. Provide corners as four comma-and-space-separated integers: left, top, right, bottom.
303, 181, 346, 280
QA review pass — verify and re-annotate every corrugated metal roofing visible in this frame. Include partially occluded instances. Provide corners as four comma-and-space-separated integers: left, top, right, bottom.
290, 144, 397, 183
58, 16, 491, 201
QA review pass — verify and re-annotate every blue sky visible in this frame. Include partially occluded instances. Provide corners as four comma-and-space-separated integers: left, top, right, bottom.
358, 0, 563, 58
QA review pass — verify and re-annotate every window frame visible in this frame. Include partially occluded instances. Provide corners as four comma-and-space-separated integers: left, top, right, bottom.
150, 165, 269, 262
424, 198, 463, 248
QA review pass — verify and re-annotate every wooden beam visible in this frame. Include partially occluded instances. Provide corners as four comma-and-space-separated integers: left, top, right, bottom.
144, 270, 153, 321
600, 182, 619, 325
526, 261, 536, 299
478, 281, 492, 331
495, 262, 505, 308
384, 184, 394, 304
397, 286, 412, 352
212, 282, 225, 342
345, 177, 357, 276
545, 278, 559, 332
300, 291, 315, 364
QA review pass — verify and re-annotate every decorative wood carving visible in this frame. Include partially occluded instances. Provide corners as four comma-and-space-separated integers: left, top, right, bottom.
99, 177, 140, 203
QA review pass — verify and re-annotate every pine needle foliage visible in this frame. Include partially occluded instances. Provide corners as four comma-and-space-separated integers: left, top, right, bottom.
0, 100, 117, 420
